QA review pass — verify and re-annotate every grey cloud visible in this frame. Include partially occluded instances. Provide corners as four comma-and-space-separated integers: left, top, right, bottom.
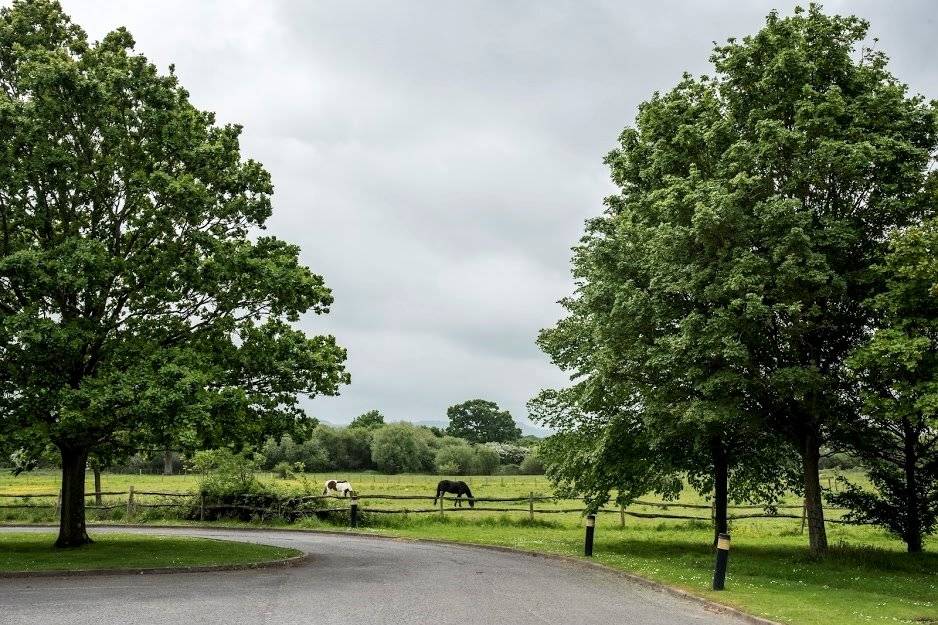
56, 0, 938, 427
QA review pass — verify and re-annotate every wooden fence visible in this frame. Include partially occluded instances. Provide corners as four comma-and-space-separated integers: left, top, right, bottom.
0, 488, 860, 529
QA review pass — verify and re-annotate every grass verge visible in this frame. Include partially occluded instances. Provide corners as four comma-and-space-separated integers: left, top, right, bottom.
0, 532, 301, 573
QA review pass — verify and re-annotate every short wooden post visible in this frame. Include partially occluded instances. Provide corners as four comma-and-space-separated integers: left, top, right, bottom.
199, 492, 205, 521
439, 492, 445, 519
54, 492, 62, 520
800, 501, 807, 534
349, 495, 359, 528
529, 492, 534, 522
94, 467, 102, 506
126, 485, 135, 519
619, 503, 625, 529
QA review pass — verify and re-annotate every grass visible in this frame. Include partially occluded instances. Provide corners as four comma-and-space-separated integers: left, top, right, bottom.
0, 532, 301, 573
1, 469, 934, 625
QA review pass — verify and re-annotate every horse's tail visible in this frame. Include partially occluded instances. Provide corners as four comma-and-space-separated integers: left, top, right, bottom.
432, 484, 441, 506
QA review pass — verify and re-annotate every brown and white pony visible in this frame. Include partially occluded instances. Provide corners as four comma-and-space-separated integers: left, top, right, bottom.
322, 479, 354, 497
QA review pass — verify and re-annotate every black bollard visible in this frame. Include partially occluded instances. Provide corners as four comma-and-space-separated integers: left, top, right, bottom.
349, 495, 359, 528
712, 532, 730, 590
584, 514, 596, 556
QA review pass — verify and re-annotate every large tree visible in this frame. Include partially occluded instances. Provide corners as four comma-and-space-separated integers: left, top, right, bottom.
532, 76, 795, 540
446, 399, 521, 444
0, 0, 349, 547
831, 218, 938, 552
535, 6, 937, 552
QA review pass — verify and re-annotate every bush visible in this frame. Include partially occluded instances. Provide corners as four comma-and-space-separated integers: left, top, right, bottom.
189, 449, 263, 496
273, 461, 304, 479
519, 453, 545, 475
437, 461, 461, 475
472, 445, 501, 475
483, 442, 528, 465
496, 463, 521, 475
370, 422, 433, 473
434, 445, 476, 474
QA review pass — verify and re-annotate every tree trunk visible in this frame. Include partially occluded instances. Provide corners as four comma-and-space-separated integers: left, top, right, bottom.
93, 466, 102, 506
163, 450, 173, 476
712, 440, 729, 547
802, 431, 827, 553
56, 446, 92, 548
902, 418, 923, 553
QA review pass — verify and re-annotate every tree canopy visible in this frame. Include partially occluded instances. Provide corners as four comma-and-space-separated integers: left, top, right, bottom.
446, 399, 521, 444
830, 217, 938, 552
0, 0, 349, 546
533, 5, 938, 552
349, 409, 385, 430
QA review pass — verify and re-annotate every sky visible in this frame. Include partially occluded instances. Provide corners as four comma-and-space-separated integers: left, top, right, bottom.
52, 1, 938, 432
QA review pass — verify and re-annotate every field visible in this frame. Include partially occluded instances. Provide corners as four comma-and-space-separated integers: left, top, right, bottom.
1, 469, 935, 625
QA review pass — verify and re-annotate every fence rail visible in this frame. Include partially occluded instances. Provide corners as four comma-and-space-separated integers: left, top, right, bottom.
0, 487, 862, 530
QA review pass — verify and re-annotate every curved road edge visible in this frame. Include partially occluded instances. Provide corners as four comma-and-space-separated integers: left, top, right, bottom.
0, 523, 782, 625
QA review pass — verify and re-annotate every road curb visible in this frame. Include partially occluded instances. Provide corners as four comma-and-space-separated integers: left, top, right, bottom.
2, 523, 782, 624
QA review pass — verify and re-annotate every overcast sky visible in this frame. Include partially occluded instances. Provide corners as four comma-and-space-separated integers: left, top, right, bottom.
54, 1, 937, 431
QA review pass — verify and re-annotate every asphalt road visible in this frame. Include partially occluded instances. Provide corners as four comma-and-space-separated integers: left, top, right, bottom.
0, 526, 750, 625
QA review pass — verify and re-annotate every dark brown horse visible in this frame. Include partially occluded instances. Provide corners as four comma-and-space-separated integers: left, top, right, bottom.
433, 480, 475, 508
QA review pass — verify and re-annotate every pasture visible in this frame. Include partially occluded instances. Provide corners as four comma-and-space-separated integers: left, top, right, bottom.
1, 469, 935, 625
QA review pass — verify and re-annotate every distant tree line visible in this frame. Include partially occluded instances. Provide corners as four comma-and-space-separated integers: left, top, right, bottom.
259, 405, 544, 476
7, 402, 546, 477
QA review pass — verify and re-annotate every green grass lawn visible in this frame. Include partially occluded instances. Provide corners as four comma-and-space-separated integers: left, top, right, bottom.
0, 532, 301, 573
1, 469, 933, 625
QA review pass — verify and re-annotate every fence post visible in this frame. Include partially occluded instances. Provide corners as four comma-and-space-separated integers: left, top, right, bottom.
94, 468, 102, 506
126, 485, 135, 519
55, 492, 61, 520
800, 501, 806, 534
349, 495, 359, 528
439, 493, 445, 519
712, 533, 731, 590
619, 503, 625, 529
199, 491, 205, 522
529, 492, 534, 522
584, 514, 596, 556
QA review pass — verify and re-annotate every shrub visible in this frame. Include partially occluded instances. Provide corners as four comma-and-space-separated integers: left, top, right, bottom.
370, 422, 433, 473
483, 442, 528, 465
435, 445, 476, 474
437, 461, 461, 475
472, 445, 501, 475
496, 463, 521, 475
273, 461, 304, 479
519, 453, 545, 475
190, 449, 263, 496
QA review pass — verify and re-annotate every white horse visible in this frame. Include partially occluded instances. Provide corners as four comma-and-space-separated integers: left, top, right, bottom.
322, 479, 354, 497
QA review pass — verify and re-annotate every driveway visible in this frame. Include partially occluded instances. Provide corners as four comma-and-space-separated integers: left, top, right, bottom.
0, 526, 750, 625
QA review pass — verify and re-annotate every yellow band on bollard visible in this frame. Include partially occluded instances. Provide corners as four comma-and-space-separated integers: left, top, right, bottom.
586, 516, 596, 527
717, 535, 731, 550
